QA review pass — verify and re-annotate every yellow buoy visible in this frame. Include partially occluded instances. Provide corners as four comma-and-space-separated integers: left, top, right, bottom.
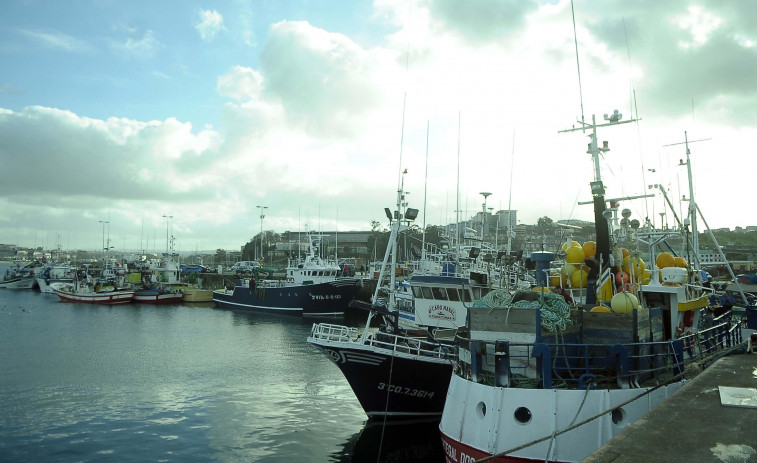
641, 270, 652, 285
561, 240, 581, 251
570, 269, 588, 288
674, 256, 688, 268
590, 305, 612, 313
622, 256, 645, 279
611, 291, 639, 314
582, 241, 597, 258
549, 274, 562, 287
656, 252, 675, 269
532, 286, 552, 293
621, 248, 630, 258
565, 246, 586, 264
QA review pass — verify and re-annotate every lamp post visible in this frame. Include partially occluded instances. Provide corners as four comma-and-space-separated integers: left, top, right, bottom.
480, 192, 491, 241
256, 205, 268, 262
98, 220, 109, 255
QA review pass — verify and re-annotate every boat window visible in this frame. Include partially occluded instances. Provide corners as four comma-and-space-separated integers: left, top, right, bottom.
412, 286, 423, 298
431, 287, 447, 300
447, 288, 461, 301
514, 407, 532, 424
462, 289, 472, 303
420, 286, 433, 299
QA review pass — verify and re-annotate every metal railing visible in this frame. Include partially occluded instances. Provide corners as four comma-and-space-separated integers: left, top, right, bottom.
309, 323, 455, 362
456, 315, 743, 390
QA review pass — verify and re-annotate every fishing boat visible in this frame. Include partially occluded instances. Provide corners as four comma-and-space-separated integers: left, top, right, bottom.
181, 288, 214, 302
53, 281, 135, 305
213, 232, 361, 316
1, 264, 38, 289
438, 114, 750, 462
36, 264, 77, 294
308, 172, 493, 419
132, 286, 183, 304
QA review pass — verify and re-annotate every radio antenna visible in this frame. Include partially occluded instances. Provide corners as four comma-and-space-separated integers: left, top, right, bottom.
571, 0, 585, 129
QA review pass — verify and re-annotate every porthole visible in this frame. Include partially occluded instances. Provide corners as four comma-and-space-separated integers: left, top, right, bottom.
476, 401, 486, 418
514, 407, 532, 424
611, 407, 625, 425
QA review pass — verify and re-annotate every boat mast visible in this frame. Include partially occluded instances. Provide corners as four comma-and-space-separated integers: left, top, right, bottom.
421, 121, 429, 262
662, 131, 710, 267
559, 111, 635, 267
371, 171, 409, 304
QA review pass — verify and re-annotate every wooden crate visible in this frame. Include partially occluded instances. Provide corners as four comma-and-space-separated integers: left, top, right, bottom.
580, 307, 651, 344
468, 306, 539, 334
467, 306, 579, 342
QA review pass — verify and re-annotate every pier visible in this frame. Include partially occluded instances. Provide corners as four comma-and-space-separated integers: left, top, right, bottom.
584, 351, 757, 462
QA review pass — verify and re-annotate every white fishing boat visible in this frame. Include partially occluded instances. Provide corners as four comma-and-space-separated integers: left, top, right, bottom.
36, 264, 77, 294
53, 281, 134, 305
438, 114, 750, 462
1, 264, 38, 289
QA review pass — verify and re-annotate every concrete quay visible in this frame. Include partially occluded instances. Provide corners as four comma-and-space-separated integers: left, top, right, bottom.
584, 352, 757, 462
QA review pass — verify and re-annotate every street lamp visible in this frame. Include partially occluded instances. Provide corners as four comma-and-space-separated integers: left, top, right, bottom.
480, 192, 492, 241
256, 205, 268, 261
162, 214, 173, 254
98, 220, 109, 254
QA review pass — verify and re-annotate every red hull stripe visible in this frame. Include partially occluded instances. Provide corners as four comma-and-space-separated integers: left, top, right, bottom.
440, 432, 539, 463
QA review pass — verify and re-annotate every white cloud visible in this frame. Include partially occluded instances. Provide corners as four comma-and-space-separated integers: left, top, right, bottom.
217, 66, 264, 101
196, 9, 225, 41
672, 6, 722, 49
1, 1, 756, 252
258, 21, 397, 138
18, 29, 92, 52
112, 30, 160, 57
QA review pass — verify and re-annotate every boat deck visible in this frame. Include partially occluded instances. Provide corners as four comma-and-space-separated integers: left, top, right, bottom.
584, 345, 757, 463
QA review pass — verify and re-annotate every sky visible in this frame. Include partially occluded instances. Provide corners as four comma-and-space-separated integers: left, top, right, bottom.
1, 0, 755, 253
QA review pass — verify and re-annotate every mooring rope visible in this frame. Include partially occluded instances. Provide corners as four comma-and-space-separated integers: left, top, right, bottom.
474, 371, 688, 462
473, 290, 574, 332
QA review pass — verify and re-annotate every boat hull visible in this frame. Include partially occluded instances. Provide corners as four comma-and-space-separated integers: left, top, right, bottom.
308, 335, 453, 418
37, 277, 74, 294
132, 291, 183, 304
439, 374, 682, 462
181, 289, 214, 302
213, 279, 360, 316
2, 277, 37, 289
53, 288, 135, 304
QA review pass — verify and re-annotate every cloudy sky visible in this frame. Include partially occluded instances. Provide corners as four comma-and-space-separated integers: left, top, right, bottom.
1, 0, 755, 253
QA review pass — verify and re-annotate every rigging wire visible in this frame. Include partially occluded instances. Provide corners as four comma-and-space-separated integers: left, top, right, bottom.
570, 0, 585, 128
623, 17, 652, 227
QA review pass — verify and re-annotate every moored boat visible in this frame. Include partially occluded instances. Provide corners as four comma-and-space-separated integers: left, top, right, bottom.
308, 171, 493, 419
181, 288, 214, 302
132, 286, 183, 304
1, 263, 39, 289
213, 232, 361, 316
438, 114, 750, 462
36, 264, 77, 294
53, 284, 135, 304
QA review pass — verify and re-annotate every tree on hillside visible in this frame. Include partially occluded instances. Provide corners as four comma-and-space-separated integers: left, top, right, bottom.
537, 216, 554, 231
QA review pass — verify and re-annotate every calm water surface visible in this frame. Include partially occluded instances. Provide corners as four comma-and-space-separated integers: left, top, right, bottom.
0, 264, 444, 462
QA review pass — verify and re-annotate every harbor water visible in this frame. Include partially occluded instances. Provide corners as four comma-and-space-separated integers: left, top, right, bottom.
0, 264, 444, 462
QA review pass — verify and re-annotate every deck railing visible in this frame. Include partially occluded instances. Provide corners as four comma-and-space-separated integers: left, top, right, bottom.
309, 323, 455, 362
456, 315, 743, 390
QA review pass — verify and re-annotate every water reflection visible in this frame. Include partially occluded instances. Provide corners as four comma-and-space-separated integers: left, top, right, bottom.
0, 277, 412, 462
335, 419, 445, 463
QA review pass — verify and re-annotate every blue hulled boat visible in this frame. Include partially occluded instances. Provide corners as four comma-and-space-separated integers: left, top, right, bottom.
212, 233, 361, 316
